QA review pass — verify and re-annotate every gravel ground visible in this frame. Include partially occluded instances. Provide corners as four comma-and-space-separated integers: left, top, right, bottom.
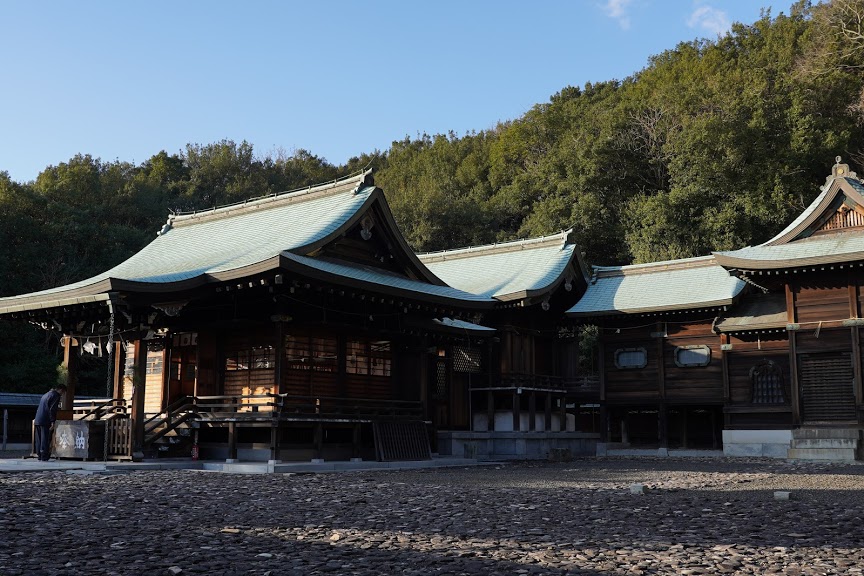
2, 457, 864, 575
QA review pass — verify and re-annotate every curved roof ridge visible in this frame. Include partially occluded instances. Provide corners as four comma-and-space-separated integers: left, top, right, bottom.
594, 255, 717, 278
168, 169, 375, 230
417, 229, 573, 263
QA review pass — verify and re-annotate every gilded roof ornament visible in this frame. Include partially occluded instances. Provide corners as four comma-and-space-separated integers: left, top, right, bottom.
827, 156, 857, 185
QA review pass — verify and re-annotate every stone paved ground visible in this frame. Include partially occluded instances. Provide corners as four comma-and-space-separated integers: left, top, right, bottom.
2, 457, 864, 575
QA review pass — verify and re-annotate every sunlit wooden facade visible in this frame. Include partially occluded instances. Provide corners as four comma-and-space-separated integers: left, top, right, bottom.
569, 160, 864, 459
0, 170, 591, 462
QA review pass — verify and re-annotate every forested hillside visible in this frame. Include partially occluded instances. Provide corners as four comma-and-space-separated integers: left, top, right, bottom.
2, 0, 863, 393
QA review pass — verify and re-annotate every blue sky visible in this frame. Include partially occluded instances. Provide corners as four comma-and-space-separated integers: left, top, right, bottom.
0, 0, 784, 183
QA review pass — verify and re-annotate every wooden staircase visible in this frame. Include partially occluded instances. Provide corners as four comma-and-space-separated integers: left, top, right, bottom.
143, 397, 198, 458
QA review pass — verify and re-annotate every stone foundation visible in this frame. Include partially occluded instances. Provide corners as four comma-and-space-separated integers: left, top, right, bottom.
722, 429, 792, 458
438, 431, 599, 460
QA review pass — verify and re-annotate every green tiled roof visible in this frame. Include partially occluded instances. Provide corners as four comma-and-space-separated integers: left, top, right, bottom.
418, 231, 582, 301
714, 176, 864, 269
567, 256, 745, 317
280, 253, 494, 305
0, 173, 379, 309
714, 232, 864, 269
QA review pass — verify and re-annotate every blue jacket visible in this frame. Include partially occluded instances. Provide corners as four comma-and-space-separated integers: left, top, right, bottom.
34, 389, 63, 426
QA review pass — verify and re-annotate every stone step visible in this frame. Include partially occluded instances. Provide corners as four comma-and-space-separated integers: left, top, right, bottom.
787, 447, 859, 461
790, 438, 859, 449
792, 428, 862, 440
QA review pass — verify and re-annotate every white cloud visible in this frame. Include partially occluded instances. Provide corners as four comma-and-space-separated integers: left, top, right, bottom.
687, 5, 732, 37
603, 0, 632, 30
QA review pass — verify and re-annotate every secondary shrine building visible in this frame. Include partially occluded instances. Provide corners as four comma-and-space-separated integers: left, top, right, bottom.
0, 170, 593, 462
568, 159, 864, 460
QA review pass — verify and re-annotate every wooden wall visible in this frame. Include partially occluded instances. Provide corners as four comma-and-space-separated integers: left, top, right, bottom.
664, 321, 723, 403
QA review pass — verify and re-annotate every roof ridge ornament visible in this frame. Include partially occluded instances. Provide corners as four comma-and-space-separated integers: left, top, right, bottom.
827, 156, 857, 185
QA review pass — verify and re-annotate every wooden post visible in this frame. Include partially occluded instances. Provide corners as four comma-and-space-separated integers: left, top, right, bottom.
528, 391, 537, 431
269, 425, 280, 462
786, 282, 801, 425
352, 423, 361, 460
486, 391, 495, 432
721, 334, 731, 402
130, 339, 147, 461
681, 408, 688, 449
113, 342, 125, 401
60, 336, 80, 414
227, 422, 238, 461
559, 394, 567, 432
850, 281, 862, 406
313, 422, 324, 460
659, 403, 668, 448
656, 322, 666, 401
512, 391, 520, 432
544, 393, 553, 432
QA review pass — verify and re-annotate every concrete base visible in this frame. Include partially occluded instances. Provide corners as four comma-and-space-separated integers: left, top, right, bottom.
438, 431, 599, 460
0, 456, 493, 475
722, 429, 792, 458
602, 446, 724, 458
788, 428, 863, 461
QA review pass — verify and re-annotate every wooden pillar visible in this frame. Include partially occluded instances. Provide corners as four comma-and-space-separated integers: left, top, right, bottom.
269, 425, 280, 462
544, 393, 553, 432
681, 408, 689, 449
849, 281, 862, 406
112, 342, 125, 401
559, 394, 567, 432
786, 282, 801, 425
528, 391, 537, 431
275, 321, 284, 394
659, 403, 668, 448
352, 423, 361, 459
486, 391, 495, 432
720, 334, 731, 402
60, 336, 79, 413
313, 422, 324, 460
161, 337, 172, 409
656, 322, 666, 400
227, 422, 238, 461
130, 339, 147, 461
601, 405, 609, 441
711, 409, 718, 450
512, 391, 520, 432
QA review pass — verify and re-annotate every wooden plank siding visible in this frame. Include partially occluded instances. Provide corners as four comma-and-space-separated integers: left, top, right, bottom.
663, 321, 724, 404
601, 324, 659, 403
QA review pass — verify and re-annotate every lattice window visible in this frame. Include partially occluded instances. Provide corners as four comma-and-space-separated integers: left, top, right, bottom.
283, 336, 337, 373
225, 346, 274, 371
614, 347, 647, 369
434, 361, 448, 400
750, 360, 785, 404
453, 346, 481, 373
346, 340, 392, 376
674, 345, 711, 368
